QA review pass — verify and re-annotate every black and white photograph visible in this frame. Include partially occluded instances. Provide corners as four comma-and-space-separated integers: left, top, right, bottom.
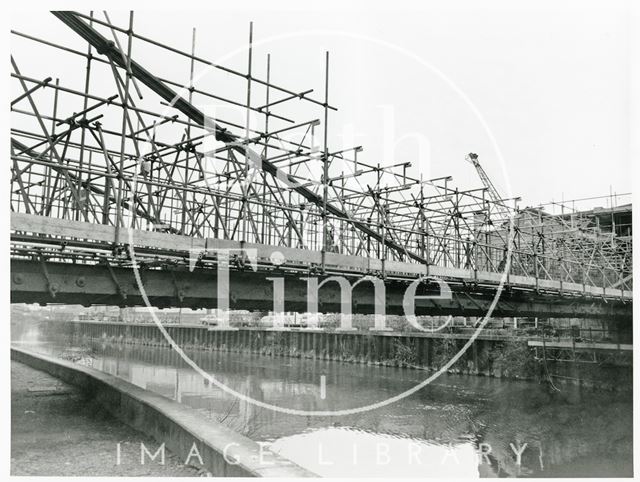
5, 1, 637, 478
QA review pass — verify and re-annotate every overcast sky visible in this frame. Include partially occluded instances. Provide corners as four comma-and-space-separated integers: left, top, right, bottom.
10, 0, 633, 211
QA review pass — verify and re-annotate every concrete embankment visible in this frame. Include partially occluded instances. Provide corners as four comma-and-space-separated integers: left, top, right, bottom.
11, 347, 315, 477
50, 320, 632, 391
11, 360, 199, 476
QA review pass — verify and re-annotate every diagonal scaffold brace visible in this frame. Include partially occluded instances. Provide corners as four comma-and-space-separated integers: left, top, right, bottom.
51, 10, 428, 266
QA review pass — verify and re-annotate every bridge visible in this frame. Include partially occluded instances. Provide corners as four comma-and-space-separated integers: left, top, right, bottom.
10, 11, 632, 322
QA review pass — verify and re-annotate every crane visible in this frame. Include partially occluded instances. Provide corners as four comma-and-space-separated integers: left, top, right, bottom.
465, 152, 514, 227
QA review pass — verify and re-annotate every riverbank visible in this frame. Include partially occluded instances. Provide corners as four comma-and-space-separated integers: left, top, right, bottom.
11, 347, 316, 477
11, 361, 200, 476
50, 320, 632, 391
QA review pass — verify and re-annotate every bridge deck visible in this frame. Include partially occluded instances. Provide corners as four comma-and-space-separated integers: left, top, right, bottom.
11, 213, 632, 301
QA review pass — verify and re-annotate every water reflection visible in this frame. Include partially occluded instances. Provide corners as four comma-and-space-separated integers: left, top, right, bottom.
12, 322, 633, 478
271, 427, 481, 478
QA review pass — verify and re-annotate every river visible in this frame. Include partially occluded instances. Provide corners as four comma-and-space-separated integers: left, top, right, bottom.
12, 321, 633, 477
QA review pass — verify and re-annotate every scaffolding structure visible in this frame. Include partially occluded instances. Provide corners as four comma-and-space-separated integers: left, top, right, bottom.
10, 11, 632, 297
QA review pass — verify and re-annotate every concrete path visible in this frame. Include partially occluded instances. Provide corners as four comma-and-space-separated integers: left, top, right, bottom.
11, 361, 200, 476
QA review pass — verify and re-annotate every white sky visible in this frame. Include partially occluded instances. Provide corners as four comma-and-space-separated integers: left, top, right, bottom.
9, 0, 634, 211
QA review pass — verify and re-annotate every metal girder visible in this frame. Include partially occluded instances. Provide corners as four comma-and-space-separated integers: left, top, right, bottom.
10, 259, 632, 320
52, 11, 426, 264
10, 212, 632, 300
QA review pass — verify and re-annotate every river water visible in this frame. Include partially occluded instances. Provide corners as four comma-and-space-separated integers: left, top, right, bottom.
12, 321, 633, 477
